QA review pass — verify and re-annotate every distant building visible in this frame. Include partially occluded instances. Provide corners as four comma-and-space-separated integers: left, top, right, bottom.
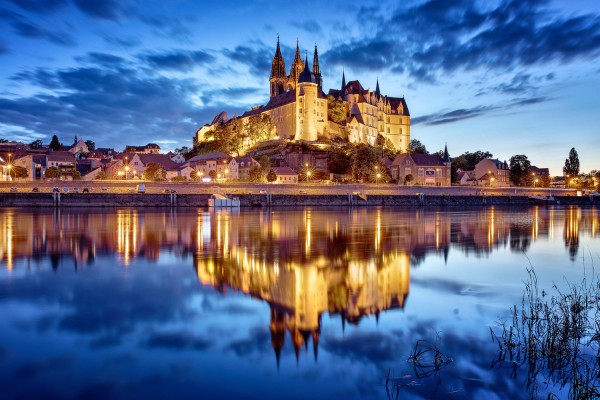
273, 166, 298, 184
124, 143, 161, 154
474, 158, 509, 186
390, 147, 451, 186
229, 156, 259, 181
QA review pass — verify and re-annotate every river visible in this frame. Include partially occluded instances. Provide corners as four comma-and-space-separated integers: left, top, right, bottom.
0, 206, 598, 399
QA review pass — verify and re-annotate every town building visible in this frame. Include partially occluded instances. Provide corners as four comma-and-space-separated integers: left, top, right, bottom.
124, 143, 161, 154
273, 166, 298, 184
474, 158, 510, 186
390, 146, 451, 186
196, 38, 411, 152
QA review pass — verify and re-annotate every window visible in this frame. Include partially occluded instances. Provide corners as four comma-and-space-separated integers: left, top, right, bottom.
418, 168, 424, 177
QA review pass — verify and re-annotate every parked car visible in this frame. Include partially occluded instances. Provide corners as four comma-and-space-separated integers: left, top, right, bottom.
32, 187, 39, 193
136, 184, 146, 194
10, 187, 17, 193
73, 187, 79, 193
52, 187, 60, 193
128, 188, 135, 193
101, 187, 108, 193
82, 188, 90, 193
63, 187, 69, 193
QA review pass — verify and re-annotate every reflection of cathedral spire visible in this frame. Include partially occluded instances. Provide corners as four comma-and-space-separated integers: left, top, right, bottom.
270, 306, 285, 369
312, 330, 319, 362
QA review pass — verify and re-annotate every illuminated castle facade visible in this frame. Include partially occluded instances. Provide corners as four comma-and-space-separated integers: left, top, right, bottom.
196, 38, 411, 152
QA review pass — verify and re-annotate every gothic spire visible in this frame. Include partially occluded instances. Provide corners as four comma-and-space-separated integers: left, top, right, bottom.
290, 39, 304, 84
312, 45, 322, 90
341, 68, 347, 100
270, 35, 285, 78
375, 77, 381, 99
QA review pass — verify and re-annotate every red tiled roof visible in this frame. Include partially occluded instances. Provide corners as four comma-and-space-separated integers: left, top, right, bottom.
138, 153, 179, 170
274, 166, 297, 176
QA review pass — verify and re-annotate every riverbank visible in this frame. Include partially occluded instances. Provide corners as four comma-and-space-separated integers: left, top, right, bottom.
1, 192, 598, 207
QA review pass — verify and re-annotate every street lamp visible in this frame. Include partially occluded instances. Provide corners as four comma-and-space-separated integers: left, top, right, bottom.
118, 170, 124, 179
531, 172, 536, 187
307, 170, 312, 181
224, 168, 229, 181
125, 165, 130, 180
534, 178, 539, 188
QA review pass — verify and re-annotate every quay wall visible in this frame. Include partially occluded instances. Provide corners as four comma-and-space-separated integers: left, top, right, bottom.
0, 193, 598, 208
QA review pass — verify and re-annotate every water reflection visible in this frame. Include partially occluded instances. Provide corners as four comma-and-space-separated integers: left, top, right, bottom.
0, 206, 598, 399
1, 206, 597, 271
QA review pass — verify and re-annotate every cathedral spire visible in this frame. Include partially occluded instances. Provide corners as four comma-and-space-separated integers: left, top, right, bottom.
341, 68, 347, 100
442, 143, 450, 164
290, 39, 304, 85
312, 45, 322, 90
270, 35, 285, 78
375, 77, 381, 99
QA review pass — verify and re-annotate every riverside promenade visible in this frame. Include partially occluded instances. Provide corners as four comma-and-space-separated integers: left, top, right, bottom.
1, 182, 597, 207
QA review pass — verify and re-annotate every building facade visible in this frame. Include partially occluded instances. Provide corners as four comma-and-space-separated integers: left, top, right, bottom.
196, 38, 411, 152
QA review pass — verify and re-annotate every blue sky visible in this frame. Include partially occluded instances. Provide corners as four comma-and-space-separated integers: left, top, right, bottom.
0, 0, 599, 175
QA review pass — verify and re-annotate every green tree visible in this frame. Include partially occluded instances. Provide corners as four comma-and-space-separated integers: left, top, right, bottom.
509, 154, 531, 186
563, 147, 580, 178
352, 144, 378, 182
404, 174, 414, 185
142, 163, 166, 181
85, 140, 95, 151
258, 155, 271, 171
49, 135, 62, 151
208, 170, 217, 180
0, 139, 8, 143
72, 171, 82, 180
9, 165, 28, 178
266, 168, 277, 182
95, 171, 109, 180
247, 114, 274, 144
327, 95, 347, 124
409, 139, 428, 154
328, 146, 353, 175
45, 166, 61, 179
174, 146, 190, 156
30, 139, 43, 149
248, 164, 264, 183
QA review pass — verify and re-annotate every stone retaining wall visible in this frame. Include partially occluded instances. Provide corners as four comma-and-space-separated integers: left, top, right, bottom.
0, 193, 598, 208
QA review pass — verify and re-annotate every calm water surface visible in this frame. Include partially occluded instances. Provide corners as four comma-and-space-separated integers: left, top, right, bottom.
0, 206, 598, 399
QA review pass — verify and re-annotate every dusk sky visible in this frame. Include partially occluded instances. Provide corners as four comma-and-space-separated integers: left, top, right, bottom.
1, 0, 599, 175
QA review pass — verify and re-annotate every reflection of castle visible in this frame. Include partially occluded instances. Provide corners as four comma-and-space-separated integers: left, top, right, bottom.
196, 249, 410, 364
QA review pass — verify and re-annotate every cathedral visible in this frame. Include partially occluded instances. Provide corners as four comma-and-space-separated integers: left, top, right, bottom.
196, 38, 411, 152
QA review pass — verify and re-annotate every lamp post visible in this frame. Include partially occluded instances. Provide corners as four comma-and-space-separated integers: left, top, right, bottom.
531, 172, 536, 187
307, 170, 312, 182
224, 168, 229, 182
125, 165, 130, 180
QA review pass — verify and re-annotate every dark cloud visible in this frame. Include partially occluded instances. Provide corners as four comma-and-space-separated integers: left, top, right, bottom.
413, 96, 552, 125
323, 0, 600, 81
8, 0, 67, 14
72, 0, 124, 20
0, 8, 76, 46
100, 33, 140, 48
0, 40, 8, 55
223, 44, 272, 77
144, 331, 212, 351
138, 15, 192, 40
413, 105, 498, 126
291, 20, 322, 35
75, 52, 127, 67
138, 49, 215, 72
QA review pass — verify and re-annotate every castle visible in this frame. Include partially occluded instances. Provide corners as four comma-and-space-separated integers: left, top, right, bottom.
196, 38, 411, 152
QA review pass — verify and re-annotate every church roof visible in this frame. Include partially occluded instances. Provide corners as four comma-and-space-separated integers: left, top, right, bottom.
242, 90, 296, 117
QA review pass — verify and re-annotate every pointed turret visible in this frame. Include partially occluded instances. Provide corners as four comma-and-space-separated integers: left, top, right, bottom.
312, 45, 322, 90
375, 77, 381, 99
442, 143, 450, 164
341, 68, 347, 100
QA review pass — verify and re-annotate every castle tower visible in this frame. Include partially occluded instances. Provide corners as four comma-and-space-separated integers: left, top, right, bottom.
312, 45, 322, 91
270, 36, 287, 98
289, 40, 304, 89
295, 56, 318, 142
